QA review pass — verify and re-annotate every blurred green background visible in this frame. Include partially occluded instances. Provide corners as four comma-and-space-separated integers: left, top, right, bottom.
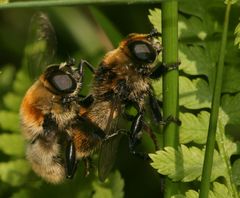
0, 4, 162, 198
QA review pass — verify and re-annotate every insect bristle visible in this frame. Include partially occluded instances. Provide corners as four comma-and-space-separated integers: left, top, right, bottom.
149, 28, 162, 38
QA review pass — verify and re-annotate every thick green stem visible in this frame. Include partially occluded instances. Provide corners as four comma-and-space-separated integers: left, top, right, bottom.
162, 1, 179, 197
0, 0, 163, 10
199, 1, 232, 198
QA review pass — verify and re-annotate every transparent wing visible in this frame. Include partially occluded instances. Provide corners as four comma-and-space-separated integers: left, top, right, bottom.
98, 96, 123, 182
24, 12, 57, 81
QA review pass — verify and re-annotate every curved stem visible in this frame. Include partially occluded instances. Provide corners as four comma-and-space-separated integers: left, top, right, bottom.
217, 120, 238, 197
199, 1, 233, 197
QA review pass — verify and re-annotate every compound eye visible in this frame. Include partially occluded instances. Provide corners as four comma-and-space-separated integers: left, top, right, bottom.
128, 41, 156, 63
50, 72, 76, 93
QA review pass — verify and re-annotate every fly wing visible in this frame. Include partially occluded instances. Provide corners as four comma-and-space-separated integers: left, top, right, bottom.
98, 96, 123, 182
24, 12, 57, 81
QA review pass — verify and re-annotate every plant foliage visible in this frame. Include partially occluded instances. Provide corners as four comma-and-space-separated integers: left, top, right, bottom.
0, 6, 127, 198
149, 1, 240, 197
0, 1, 240, 198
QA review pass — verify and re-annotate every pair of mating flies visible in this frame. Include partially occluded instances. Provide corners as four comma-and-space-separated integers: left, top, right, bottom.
20, 14, 179, 184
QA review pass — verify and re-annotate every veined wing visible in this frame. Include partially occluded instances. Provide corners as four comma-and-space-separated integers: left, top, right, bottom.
98, 95, 123, 182
24, 12, 57, 81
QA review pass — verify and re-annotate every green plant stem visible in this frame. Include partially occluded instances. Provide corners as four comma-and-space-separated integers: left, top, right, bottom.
199, 1, 232, 198
217, 120, 239, 197
161, 1, 179, 197
0, 0, 163, 10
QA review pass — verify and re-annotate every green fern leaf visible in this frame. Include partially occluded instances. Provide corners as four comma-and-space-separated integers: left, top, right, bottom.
0, 111, 20, 132
0, 134, 25, 157
92, 171, 124, 198
148, 8, 162, 33
180, 111, 209, 144
179, 77, 211, 109
0, 159, 30, 186
149, 145, 226, 182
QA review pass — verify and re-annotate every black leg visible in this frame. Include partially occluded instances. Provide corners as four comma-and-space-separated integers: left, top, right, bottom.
162, 61, 181, 71
129, 113, 160, 160
142, 122, 159, 151
83, 157, 94, 177
128, 112, 151, 160
79, 59, 96, 74
65, 139, 77, 179
129, 112, 143, 148
160, 115, 182, 126
78, 95, 94, 108
149, 93, 162, 123
103, 129, 129, 142
162, 62, 181, 71
148, 87, 181, 127
150, 61, 181, 79
149, 63, 165, 79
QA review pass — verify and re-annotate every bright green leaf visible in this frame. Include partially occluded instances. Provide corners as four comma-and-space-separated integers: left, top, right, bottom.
221, 93, 240, 125
93, 184, 112, 198
217, 128, 238, 158
3, 92, 22, 112
180, 111, 209, 144
222, 63, 240, 93
148, 8, 162, 33
179, 44, 216, 82
216, 109, 239, 158
224, 0, 239, 4
92, 171, 124, 198
209, 191, 217, 198
0, 0, 8, 4
179, 77, 211, 109
178, 15, 207, 40
184, 182, 230, 198
0, 65, 15, 95
171, 194, 185, 198
212, 182, 231, 198
149, 145, 226, 182
0, 159, 30, 186
0, 134, 25, 157
179, 0, 206, 20
185, 190, 199, 198
0, 111, 20, 132
232, 159, 240, 186
13, 70, 31, 95
178, 13, 220, 88
234, 22, 240, 48
153, 77, 211, 109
